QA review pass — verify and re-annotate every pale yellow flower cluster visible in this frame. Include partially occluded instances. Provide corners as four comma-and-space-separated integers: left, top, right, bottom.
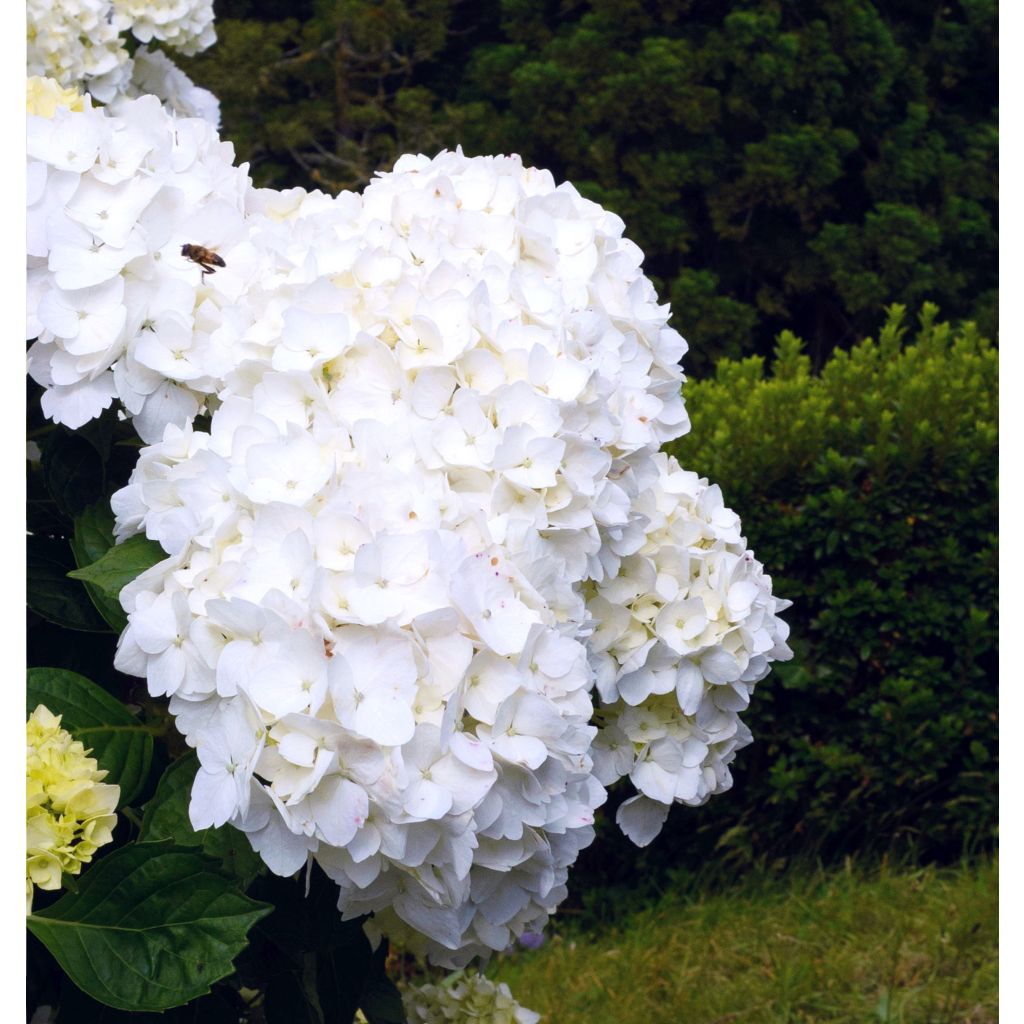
26, 705, 119, 912
403, 972, 541, 1024
26, 75, 84, 117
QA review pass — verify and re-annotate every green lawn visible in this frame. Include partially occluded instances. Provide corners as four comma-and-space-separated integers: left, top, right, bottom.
490, 858, 998, 1024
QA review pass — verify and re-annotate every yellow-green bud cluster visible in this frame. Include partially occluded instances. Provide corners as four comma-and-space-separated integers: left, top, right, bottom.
26, 75, 84, 117
26, 704, 119, 912
403, 972, 541, 1024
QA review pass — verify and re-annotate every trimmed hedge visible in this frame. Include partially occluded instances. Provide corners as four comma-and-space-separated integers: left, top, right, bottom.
576, 305, 997, 891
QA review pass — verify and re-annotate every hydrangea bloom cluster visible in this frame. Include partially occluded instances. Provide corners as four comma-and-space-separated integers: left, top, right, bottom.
112, 0, 215, 55
403, 972, 540, 1024
27, 0, 132, 102
85, 142, 792, 963
27, 0, 217, 118
588, 453, 792, 846
26, 705, 120, 912
27, 83, 790, 961
27, 90, 248, 436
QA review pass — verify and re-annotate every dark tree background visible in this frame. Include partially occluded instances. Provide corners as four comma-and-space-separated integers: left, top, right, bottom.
182, 0, 997, 373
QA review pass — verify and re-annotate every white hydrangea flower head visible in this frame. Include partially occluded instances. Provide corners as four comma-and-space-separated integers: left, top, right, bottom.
27, 0, 132, 102
98, 148, 791, 963
112, 0, 216, 55
28, 0, 217, 112
403, 971, 541, 1024
27, 106, 791, 961
26, 93, 275, 436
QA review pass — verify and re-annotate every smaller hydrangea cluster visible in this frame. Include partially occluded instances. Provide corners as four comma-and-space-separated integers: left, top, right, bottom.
27, 89, 250, 436
588, 453, 792, 846
403, 972, 540, 1024
26, 705, 120, 912
27, 0, 217, 117
112, 0, 215, 55
27, 0, 131, 102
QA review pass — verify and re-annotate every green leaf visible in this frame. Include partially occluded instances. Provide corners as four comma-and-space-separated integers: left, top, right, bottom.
142, 754, 264, 887
58, 976, 250, 1022
70, 502, 128, 632
70, 500, 119, 565
68, 532, 167, 600
27, 667, 153, 806
27, 842, 272, 1012
27, 537, 110, 633
360, 973, 406, 1024
42, 428, 105, 520
264, 966, 322, 1024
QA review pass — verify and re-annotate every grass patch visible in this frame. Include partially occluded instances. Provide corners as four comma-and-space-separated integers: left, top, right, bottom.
490, 858, 997, 1023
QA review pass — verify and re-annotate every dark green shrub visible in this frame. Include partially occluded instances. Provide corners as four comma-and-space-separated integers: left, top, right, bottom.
574, 305, 997, 893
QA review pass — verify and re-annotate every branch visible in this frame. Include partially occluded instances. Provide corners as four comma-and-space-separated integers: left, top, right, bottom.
268, 38, 336, 71
287, 146, 317, 176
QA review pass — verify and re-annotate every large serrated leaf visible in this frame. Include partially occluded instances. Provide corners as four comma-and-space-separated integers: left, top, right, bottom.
27, 843, 272, 1012
27, 667, 153, 806
141, 753, 264, 887
70, 501, 128, 632
68, 532, 167, 600
57, 976, 249, 1022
